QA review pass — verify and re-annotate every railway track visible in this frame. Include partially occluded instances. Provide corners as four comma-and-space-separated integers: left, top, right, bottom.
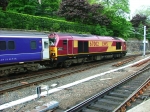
0, 56, 135, 95
64, 62, 150, 112
126, 86, 150, 111
112, 57, 136, 67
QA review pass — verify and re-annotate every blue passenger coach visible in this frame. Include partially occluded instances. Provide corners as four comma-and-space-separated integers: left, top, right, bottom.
0, 32, 50, 76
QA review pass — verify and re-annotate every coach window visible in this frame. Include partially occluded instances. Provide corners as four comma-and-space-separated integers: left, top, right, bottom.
31, 41, 37, 49
0, 41, 6, 50
8, 41, 15, 50
44, 41, 49, 49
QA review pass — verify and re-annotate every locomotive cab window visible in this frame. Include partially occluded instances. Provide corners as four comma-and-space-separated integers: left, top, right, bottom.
0, 41, 6, 50
49, 37, 56, 46
30, 41, 37, 49
116, 42, 121, 50
8, 41, 15, 50
63, 40, 67, 45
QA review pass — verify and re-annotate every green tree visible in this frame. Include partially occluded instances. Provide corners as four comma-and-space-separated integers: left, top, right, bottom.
87, 0, 97, 4
99, 0, 132, 38
0, 0, 8, 11
100, 0, 130, 18
7, 0, 61, 16
36, 0, 61, 16
58, 0, 110, 26
7, 0, 38, 15
134, 6, 150, 37
130, 14, 149, 39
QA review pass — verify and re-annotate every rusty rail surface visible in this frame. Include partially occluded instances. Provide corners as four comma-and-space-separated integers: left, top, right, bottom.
112, 57, 136, 67
132, 58, 150, 67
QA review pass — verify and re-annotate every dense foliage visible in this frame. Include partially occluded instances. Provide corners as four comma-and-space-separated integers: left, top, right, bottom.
0, 0, 134, 39
58, 0, 110, 26
0, 0, 8, 11
100, 0, 130, 18
100, 0, 132, 39
132, 6, 150, 39
131, 14, 147, 27
0, 11, 97, 34
130, 14, 150, 39
6, 0, 61, 16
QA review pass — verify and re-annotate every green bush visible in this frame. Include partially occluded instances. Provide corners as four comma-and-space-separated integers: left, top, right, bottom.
95, 25, 113, 36
0, 11, 112, 36
52, 23, 60, 31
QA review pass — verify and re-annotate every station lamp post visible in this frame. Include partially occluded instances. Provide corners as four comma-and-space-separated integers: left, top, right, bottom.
143, 26, 146, 56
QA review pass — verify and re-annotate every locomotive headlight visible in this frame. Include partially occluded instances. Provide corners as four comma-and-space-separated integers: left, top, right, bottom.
52, 53, 55, 56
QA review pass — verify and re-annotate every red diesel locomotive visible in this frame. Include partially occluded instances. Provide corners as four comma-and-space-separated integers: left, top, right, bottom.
49, 32, 127, 67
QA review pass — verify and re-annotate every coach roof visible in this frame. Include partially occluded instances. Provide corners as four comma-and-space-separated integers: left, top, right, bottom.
0, 30, 48, 38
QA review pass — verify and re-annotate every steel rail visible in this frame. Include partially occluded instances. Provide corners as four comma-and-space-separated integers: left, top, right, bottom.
65, 63, 150, 112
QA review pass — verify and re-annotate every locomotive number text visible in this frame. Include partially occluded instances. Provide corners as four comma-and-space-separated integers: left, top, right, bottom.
89, 41, 108, 47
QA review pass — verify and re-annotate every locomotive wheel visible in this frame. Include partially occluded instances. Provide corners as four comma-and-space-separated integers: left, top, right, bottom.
4, 70, 9, 76
81, 59, 85, 65
63, 61, 72, 68
57, 62, 63, 68
52, 63, 57, 68
23, 68, 28, 73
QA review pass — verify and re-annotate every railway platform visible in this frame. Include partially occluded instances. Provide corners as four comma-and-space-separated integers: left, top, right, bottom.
127, 98, 150, 112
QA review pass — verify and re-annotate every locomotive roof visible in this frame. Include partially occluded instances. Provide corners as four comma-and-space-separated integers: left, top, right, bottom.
54, 32, 93, 37
53, 32, 124, 41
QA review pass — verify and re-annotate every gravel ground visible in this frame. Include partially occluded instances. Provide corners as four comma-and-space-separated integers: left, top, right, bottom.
1, 54, 150, 112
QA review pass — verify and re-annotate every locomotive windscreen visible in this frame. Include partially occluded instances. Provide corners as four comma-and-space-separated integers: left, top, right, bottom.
49, 38, 56, 46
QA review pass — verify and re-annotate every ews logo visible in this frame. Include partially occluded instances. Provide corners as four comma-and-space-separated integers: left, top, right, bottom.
102, 42, 108, 46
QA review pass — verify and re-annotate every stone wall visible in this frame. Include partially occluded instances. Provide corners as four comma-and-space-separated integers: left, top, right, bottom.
126, 38, 150, 54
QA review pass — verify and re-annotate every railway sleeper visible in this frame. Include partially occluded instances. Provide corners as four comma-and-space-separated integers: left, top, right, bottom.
98, 99, 121, 105
120, 86, 139, 91
82, 108, 98, 112
103, 95, 125, 102
109, 92, 129, 98
115, 89, 134, 94
89, 103, 114, 112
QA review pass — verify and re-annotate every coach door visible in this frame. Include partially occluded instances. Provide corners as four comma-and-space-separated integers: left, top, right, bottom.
42, 38, 49, 59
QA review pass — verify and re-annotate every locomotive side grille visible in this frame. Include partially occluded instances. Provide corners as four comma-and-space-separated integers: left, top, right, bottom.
84, 41, 89, 53
78, 41, 83, 53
